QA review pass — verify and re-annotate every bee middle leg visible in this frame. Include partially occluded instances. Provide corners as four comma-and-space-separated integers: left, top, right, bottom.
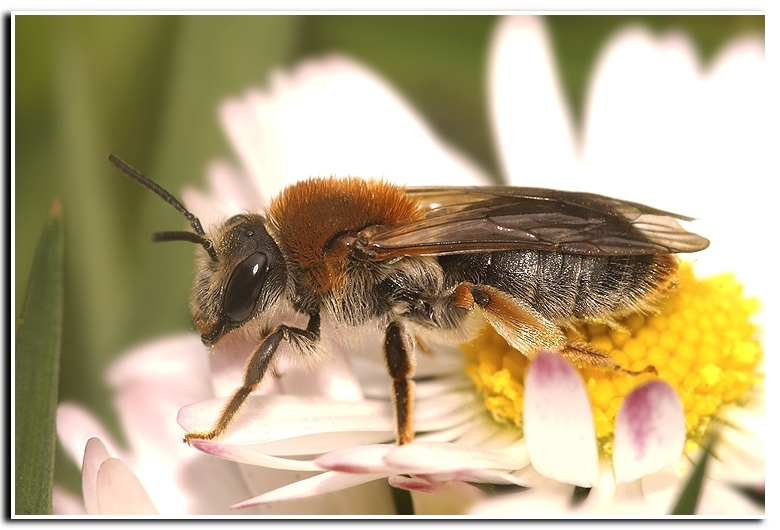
451, 283, 650, 374
384, 321, 415, 445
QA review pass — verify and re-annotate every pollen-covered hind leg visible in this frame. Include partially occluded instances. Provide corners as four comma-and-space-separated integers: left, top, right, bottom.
451, 282, 656, 376
452, 282, 568, 358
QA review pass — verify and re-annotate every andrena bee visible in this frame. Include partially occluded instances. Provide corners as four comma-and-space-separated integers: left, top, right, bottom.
109, 154, 709, 446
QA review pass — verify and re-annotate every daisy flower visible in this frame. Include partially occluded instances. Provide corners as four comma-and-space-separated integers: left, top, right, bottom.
178, 16, 764, 515
57, 15, 765, 516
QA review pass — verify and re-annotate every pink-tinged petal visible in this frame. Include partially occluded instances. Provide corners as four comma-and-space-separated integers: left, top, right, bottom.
388, 474, 437, 493
220, 55, 489, 202
178, 395, 393, 451
384, 441, 529, 475
523, 353, 599, 487
389, 476, 485, 509
316, 444, 393, 473
81, 438, 111, 515
191, 439, 321, 471
489, 16, 577, 188
231, 471, 389, 510
398, 478, 485, 515
95, 458, 158, 515
613, 380, 685, 484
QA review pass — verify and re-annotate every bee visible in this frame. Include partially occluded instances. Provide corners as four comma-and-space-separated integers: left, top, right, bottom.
109, 154, 709, 445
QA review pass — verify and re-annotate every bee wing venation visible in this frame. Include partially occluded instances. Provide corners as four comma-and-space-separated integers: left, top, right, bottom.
356, 187, 709, 259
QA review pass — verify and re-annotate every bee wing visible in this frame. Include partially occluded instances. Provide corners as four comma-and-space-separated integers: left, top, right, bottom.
354, 187, 709, 261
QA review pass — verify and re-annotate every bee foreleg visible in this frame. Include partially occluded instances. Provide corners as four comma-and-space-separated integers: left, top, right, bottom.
384, 321, 415, 445
183, 312, 321, 444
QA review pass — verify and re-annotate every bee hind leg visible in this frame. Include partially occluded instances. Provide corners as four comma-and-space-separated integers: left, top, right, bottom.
562, 342, 657, 376
451, 282, 655, 376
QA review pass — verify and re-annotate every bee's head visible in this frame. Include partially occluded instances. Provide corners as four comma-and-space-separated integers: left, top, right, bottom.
191, 214, 287, 345
108, 155, 287, 346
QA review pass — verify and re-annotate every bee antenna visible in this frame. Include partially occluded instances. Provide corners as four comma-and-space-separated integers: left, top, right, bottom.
108, 154, 218, 261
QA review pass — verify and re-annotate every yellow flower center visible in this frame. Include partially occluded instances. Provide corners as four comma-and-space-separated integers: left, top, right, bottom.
461, 262, 763, 455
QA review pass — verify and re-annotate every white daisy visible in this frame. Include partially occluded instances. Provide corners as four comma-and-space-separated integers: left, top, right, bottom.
178, 16, 764, 515
56, 15, 765, 516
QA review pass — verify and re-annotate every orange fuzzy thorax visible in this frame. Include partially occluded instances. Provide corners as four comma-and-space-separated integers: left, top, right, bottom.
268, 177, 421, 294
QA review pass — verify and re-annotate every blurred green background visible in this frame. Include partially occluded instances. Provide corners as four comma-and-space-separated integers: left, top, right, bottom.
14, 14, 763, 497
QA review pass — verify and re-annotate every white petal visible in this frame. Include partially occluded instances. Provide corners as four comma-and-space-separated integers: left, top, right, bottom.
191, 439, 321, 471
384, 441, 529, 474
275, 347, 364, 401
489, 15, 577, 187
580, 26, 767, 296
231, 471, 389, 510
95, 458, 158, 515
207, 159, 265, 214
81, 438, 111, 515
178, 395, 393, 451
220, 54, 490, 203
56, 403, 123, 469
613, 380, 685, 484
105, 333, 211, 394
582, 26, 703, 207
414, 390, 484, 432
523, 352, 599, 487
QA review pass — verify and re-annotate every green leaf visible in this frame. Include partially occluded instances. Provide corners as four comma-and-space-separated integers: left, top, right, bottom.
670, 436, 715, 515
15, 201, 65, 515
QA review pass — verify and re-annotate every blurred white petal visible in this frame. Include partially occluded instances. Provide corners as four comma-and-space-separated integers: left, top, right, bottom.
95, 458, 158, 515
81, 438, 112, 515
219, 54, 491, 202
489, 16, 577, 187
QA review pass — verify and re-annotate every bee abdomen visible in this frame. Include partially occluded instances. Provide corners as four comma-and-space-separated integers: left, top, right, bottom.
439, 251, 678, 324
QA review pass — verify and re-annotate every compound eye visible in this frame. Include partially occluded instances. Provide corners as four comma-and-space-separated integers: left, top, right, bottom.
223, 252, 268, 324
